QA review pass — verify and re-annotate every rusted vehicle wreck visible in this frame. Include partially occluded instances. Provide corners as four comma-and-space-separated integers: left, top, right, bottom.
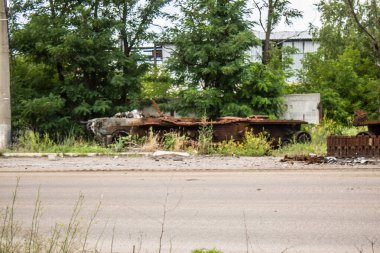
327, 111, 380, 158
87, 108, 311, 147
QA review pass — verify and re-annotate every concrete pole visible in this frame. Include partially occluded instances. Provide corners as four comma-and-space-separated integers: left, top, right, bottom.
0, 0, 11, 149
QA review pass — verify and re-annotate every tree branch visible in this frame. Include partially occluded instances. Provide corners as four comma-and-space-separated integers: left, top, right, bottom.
345, 0, 377, 43
253, 0, 266, 32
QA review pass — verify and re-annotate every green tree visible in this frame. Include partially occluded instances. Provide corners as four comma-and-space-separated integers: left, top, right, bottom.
111, 0, 170, 108
297, 48, 379, 123
252, 0, 302, 64
295, 0, 380, 123
167, 0, 264, 117
9, 0, 169, 135
141, 65, 174, 99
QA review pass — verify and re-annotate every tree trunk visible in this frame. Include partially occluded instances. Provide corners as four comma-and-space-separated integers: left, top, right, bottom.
262, 0, 274, 65
0, 0, 11, 148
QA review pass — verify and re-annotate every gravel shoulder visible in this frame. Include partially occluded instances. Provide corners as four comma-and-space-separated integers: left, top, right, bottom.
1, 153, 380, 172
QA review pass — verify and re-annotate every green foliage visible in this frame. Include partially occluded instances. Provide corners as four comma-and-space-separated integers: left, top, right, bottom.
235, 62, 286, 117
215, 129, 272, 156
294, 0, 380, 124
9, 0, 169, 137
111, 135, 147, 152
316, 0, 380, 63
162, 132, 187, 151
177, 88, 223, 117
141, 65, 174, 99
273, 118, 366, 156
192, 249, 223, 253
11, 130, 109, 153
167, 0, 263, 117
296, 47, 379, 123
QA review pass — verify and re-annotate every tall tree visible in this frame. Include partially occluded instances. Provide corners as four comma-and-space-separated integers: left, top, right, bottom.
111, 0, 170, 108
9, 0, 169, 134
252, 0, 302, 64
295, 0, 380, 123
167, 0, 259, 116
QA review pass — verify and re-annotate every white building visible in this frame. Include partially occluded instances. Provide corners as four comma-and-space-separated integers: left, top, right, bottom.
251, 31, 319, 69
141, 30, 319, 79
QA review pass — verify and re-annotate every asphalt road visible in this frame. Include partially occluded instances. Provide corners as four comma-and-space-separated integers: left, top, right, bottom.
0, 170, 380, 253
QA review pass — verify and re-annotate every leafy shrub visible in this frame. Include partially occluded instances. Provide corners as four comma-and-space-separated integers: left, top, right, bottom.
216, 129, 271, 156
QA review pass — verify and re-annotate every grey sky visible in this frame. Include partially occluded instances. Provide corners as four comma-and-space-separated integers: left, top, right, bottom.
156, 0, 322, 32
273, 0, 321, 31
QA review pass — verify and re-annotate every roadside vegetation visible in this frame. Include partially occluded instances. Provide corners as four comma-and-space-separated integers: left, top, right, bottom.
7, 130, 110, 154
2, 119, 366, 157
272, 119, 366, 157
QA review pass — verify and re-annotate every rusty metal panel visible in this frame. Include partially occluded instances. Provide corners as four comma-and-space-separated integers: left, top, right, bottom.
327, 135, 380, 158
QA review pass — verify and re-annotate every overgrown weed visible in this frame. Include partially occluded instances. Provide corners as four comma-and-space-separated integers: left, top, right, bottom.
215, 129, 272, 156
143, 127, 159, 151
111, 135, 146, 152
9, 130, 109, 154
0, 179, 105, 253
162, 132, 187, 151
197, 118, 214, 154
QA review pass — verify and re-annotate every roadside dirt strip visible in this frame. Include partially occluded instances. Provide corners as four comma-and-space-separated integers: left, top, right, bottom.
1, 154, 380, 172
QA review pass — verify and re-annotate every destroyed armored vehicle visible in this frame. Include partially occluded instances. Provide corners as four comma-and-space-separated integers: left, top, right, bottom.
87, 109, 311, 147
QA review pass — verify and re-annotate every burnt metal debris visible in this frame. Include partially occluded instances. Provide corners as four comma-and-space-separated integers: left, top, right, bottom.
326, 111, 380, 158
327, 135, 380, 158
280, 154, 325, 164
280, 154, 378, 165
86, 105, 311, 147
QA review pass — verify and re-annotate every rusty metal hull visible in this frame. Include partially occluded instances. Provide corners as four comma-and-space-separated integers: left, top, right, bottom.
87, 116, 309, 146
327, 135, 380, 158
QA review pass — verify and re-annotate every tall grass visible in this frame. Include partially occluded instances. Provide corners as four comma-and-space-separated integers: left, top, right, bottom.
0, 179, 106, 253
142, 127, 159, 151
9, 130, 109, 154
162, 132, 187, 151
197, 121, 214, 155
